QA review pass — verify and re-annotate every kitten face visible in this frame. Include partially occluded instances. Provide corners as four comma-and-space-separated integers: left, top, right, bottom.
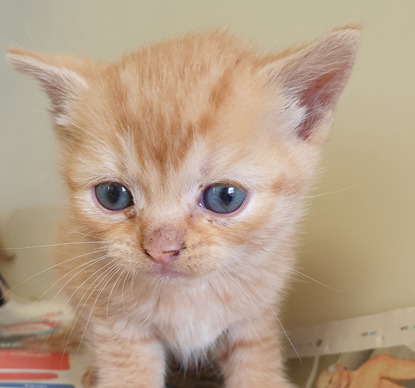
56, 47, 310, 282
8, 29, 359, 287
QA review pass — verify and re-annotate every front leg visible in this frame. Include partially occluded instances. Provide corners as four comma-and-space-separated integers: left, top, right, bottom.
219, 316, 295, 388
88, 324, 165, 388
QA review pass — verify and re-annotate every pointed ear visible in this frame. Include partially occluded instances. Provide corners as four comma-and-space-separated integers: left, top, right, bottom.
7, 47, 89, 126
264, 27, 360, 142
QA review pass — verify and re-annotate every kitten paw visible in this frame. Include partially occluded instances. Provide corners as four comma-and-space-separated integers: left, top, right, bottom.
82, 366, 99, 388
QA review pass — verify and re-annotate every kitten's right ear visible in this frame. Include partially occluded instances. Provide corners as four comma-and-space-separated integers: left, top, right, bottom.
7, 47, 89, 126
262, 26, 360, 144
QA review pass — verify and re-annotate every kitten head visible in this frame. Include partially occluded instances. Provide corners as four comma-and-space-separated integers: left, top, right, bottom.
8, 28, 359, 284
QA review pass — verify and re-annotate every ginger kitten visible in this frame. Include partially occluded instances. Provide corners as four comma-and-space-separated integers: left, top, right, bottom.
8, 27, 359, 388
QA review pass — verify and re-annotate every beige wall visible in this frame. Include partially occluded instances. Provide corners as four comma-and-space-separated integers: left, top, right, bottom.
1, 0, 414, 328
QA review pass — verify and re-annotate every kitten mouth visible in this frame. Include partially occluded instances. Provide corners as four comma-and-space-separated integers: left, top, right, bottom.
152, 263, 184, 279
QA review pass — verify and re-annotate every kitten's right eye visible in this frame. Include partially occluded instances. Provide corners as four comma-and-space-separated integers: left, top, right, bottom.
95, 182, 134, 211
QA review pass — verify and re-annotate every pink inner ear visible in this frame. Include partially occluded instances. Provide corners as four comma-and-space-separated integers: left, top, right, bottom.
296, 71, 338, 140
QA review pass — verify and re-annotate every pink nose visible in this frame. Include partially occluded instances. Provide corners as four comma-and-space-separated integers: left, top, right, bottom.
143, 226, 185, 265
144, 247, 183, 265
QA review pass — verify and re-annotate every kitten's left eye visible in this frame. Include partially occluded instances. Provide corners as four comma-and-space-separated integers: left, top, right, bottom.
201, 184, 246, 214
95, 182, 134, 211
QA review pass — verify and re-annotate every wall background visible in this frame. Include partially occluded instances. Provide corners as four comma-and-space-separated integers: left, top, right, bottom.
1, 0, 414, 328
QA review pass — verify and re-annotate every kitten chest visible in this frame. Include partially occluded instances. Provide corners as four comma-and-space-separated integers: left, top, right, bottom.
156, 288, 230, 353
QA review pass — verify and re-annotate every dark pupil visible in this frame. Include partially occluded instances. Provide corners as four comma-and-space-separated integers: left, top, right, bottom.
219, 187, 235, 205
106, 184, 124, 205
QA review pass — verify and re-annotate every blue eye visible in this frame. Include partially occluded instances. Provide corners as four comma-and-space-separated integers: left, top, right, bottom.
201, 184, 246, 214
95, 182, 134, 211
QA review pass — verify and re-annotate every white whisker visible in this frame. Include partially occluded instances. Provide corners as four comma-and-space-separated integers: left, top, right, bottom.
121, 271, 131, 321
77, 265, 121, 351
219, 267, 263, 345
285, 266, 342, 293
273, 310, 302, 363
39, 256, 112, 351
61, 261, 117, 353
221, 263, 302, 363
0, 241, 104, 251
106, 268, 126, 322
44, 253, 110, 305
259, 247, 342, 293
33, 252, 105, 302
306, 185, 355, 199
2, 248, 106, 300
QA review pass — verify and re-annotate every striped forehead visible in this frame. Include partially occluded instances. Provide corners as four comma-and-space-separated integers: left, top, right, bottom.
109, 62, 236, 173
112, 128, 211, 208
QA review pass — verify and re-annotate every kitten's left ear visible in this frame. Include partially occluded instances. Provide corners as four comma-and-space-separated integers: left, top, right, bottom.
7, 47, 89, 126
264, 26, 360, 143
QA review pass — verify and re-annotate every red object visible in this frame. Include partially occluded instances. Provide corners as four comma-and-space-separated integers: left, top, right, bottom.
0, 372, 58, 380
0, 350, 69, 370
